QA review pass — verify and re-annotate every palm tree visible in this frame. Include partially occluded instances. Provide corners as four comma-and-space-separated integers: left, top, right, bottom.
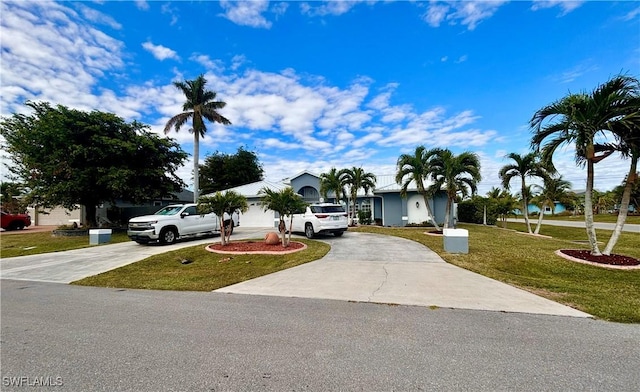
602, 78, 640, 254
531, 175, 572, 234
340, 167, 376, 225
164, 75, 231, 202
198, 191, 248, 246
499, 152, 547, 234
319, 168, 346, 204
428, 149, 481, 229
531, 75, 638, 255
395, 146, 441, 231
259, 187, 307, 247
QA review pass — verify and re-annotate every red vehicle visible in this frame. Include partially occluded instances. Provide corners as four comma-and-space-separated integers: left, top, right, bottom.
1, 210, 32, 231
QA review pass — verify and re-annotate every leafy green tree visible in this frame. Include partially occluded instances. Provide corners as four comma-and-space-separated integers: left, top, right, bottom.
499, 152, 548, 234
198, 190, 248, 246
319, 167, 346, 204
395, 146, 441, 231
428, 149, 481, 229
340, 167, 376, 226
199, 147, 263, 194
164, 75, 231, 202
0, 181, 28, 213
531, 74, 638, 255
0, 101, 187, 227
259, 187, 307, 247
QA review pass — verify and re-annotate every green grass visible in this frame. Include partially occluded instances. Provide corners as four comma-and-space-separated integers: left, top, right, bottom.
72, 239, 330, 291
354, 224, 640, 323
1, 231, 131, 258
535, 214, 640, 224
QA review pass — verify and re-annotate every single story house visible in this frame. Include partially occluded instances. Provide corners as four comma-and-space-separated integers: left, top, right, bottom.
210, 171, 453, 228
30, 190, 194, 226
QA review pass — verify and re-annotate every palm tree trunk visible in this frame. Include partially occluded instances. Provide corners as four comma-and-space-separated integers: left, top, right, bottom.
585, 159, 601, 255
220, 219, 227, 246
287, 215, 293, 247
279, 218, 286, 247
603, 155, 637, 255
534, 202, 545, 235
521, 182, 532, 233
422, 194, 441, 231
193, 132, 200, 202
443, 197, 452, 229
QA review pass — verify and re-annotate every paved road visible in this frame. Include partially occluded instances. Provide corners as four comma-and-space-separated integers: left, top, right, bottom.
2, 279, 639, 391
506, 218, 640, 233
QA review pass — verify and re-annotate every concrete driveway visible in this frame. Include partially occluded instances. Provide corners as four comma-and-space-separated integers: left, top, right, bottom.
1, 228, 590, 318
216, 231, 590, 318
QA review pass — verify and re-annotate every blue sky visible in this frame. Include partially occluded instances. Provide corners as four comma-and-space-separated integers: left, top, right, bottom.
1, 0, 639, 196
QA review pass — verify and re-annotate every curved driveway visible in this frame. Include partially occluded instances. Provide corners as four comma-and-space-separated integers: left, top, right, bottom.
216, 231, 590, 317
1, 228, 589, 317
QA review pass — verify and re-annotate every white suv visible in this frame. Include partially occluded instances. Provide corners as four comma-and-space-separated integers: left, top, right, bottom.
291, 203, 348, 239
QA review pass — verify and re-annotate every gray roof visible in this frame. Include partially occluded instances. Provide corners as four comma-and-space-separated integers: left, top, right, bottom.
203, 180, 288, 198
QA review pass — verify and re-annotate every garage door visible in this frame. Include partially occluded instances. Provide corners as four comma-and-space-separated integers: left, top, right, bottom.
239, 203, 276, 228
36, 207, 81, 226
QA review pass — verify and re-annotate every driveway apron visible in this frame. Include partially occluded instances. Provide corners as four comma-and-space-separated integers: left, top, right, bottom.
216, 232, 591, 318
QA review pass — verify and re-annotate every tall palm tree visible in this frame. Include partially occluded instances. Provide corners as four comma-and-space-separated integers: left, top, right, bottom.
499, 152, 547, 234
319, 168, 346, 204
531, 175, 572, 234
602, 78, 640, 254
340, 167, 376, 225
395, 146, 441, 231
428, 149, 481, 229
164, 75, 231, 202
531, 75, 638, 255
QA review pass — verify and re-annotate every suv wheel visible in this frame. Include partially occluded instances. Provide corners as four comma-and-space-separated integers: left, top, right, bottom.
304, 223, 315, 239
333, 231, 344, 237
160, 227, 177, 244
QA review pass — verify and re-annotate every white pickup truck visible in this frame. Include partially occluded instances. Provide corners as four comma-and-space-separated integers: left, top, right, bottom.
127, 204, 237, 245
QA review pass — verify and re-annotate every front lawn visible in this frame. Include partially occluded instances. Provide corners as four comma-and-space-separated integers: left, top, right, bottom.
354, 224, 640, 323
72, 239, 330, 291
1, 231, 131, 258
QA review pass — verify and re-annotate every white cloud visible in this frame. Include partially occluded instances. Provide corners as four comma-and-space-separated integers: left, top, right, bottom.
75, 3, 122, 30
531, 1, 585, 16
142, 41, 179, 61
423, 1, 508, 30
219, 0, 272, 28
135, 1, 149, 11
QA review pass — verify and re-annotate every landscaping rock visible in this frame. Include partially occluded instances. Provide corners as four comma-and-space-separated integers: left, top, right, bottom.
264, 232, 280, 245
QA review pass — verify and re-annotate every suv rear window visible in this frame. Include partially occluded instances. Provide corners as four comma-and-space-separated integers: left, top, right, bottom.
310, 205, 345, 213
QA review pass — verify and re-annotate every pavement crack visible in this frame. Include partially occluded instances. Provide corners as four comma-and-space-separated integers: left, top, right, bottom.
368, 264, 389, 301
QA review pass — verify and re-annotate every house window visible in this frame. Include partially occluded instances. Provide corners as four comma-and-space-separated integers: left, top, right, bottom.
360, 200, 371, 214
153, 201, 162, 207
544, 206, 552, 213
298, 186, 319, 202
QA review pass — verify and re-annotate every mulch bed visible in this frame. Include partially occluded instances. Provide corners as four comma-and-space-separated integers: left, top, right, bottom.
559, 249, 640, 267
207, 240, 306, 254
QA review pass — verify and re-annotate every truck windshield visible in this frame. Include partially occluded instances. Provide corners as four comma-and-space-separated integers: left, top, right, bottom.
155, 206, 183, 216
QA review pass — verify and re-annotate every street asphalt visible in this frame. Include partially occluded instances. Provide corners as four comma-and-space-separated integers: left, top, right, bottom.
2, 226, 638, 391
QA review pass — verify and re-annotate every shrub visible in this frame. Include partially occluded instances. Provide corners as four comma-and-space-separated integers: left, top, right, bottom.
357, 210, 372, 225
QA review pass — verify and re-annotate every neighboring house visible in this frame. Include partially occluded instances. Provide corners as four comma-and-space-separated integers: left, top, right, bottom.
31, 190, 194, 226
515, 201, 569, 216
210, 171, 452, 228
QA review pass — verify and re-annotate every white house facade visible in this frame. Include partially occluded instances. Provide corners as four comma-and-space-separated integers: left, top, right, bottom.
210, 171, 453, 228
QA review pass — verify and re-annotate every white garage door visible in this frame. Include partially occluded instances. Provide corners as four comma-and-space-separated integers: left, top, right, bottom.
239, 203, 276, 228
36, 207, 81, 226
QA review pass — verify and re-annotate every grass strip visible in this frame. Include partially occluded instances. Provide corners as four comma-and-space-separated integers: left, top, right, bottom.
72, 239, 330, 292
1, 232, 131, 258
354, 224, 640, 323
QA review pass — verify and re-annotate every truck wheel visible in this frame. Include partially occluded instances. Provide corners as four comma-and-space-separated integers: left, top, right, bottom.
304, 223, 315, 239
159, 228, 177, 244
